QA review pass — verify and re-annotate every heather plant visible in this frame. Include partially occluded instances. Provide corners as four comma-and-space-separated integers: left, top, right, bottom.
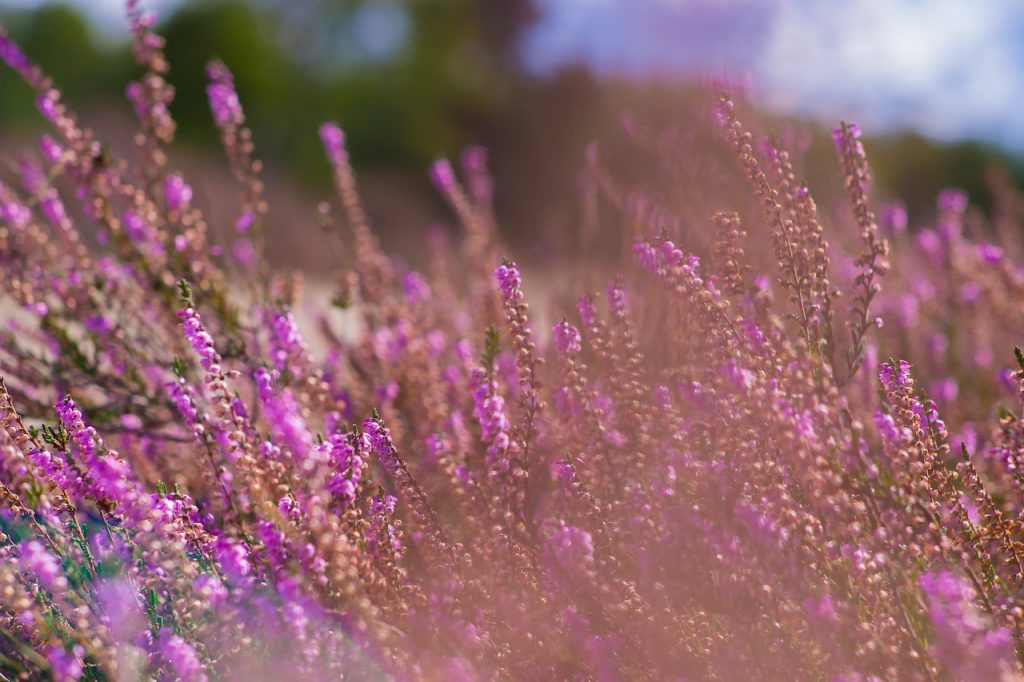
2, 5, 1024, 682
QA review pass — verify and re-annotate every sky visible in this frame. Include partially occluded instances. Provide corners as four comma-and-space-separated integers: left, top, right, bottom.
3, 0, 1023, 152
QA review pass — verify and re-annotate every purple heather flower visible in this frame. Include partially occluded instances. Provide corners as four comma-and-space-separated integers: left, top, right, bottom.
165, 174, 193, 211
930, 377, 959, 403
461, 145, 487, 173
158, 629, 207, 682
544, 519, 594, 573
231, 237, 256, 267
461, 145, 493, 202
832, 122, 861, 153
920, 570, 1015, 682
713, 97, 733, 128
178, 307, 221, 372
36, 92, 59, 122
214, 536, 251, 582
429, 158, 457, 195
915, 229, 943, 262
319, 122, 345, 166
40, 191, 66, 228
553, 321, 582, 356
255, 368, 316, 467
937, 188, 968, 214
471, 368, 513, 466
978, 243, 1004, 264
0, 34, 30, 73
494, 261, 522, 299
270, 311, 308, 372
402, 271, 431, 304
167, 379, 202, 436
577, 296, 597, 327
39, 135, 62, 165
206, 62, 242, 128
803, 595, 838, 625
122, 209, 149, 243
879, 360, 912, 390
235, 210, 254, 233
1, 196, 31, 231
46, 645, 84, 682
879, 202, 907, 234
20, 540, 67, 594
960, 281, 983, 304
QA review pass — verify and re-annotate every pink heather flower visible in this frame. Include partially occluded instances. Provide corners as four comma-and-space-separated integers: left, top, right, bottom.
930, 377, 959, 403
165, 174, 193, 211
178, 307, 222, 372
832, 121, 862, 153
206, 62, 242, 128
879, 360, 911, 390
915, 229, 943, 262
36, 92, 58, 122
319, 122, 345, 165
402, 271, 431, 304
937, 188, 968, 214
232, 238, 256, 267
543, 519, 594, 573
461, 145, 487, 173
713, 97, 733, 128
429, 158, 457, 195
19, 157, 45, 194
1, 196, 31, 231
46, 645, 84, 682
369, 492, 398, 518
269, 311, 308, 371
214, 536, 251, 582
158, 629, 207, 682
577, 295, 597, 327
55, 396, 98, 463
553, 321, 582, 356
167, 379, 201, 434
327, 432, 365, 509
879, 202, 908, 234
960, 281, 983, 304
0, 34, 30, 73
920, 570, 1016, 682
235, 210, 254, 233
125, 81, 147, 118
255, 368, 316, 466
40, 191, 66, 227
122, 209, 149, 242
20, 540, 67, 594
978, 243, 1004, 264
460, 145, 493, 202
39, 135, 62, 165
471, 368, 512, 464
494, 261, 522, 299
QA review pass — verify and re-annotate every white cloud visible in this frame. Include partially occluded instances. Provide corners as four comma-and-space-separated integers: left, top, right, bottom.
754, 0, 1024, 147
526, 0, 1024, 150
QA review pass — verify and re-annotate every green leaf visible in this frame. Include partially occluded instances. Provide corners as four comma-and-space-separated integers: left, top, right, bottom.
177, 279, 193, 303
481, 325, 500, 369
331, 290, 353, 310
1015, 346, 1024, 372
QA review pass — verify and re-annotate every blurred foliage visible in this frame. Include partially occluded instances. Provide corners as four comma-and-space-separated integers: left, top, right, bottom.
0, 0, 1021, 244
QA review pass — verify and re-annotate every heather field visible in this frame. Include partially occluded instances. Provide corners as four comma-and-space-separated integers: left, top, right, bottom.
1, 2, 1024, 681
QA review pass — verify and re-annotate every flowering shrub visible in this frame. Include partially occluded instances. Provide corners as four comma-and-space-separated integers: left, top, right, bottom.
1, 4, 1024, 681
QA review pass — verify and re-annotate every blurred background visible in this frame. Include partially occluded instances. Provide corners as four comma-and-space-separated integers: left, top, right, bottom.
0, 0, 1022, 271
